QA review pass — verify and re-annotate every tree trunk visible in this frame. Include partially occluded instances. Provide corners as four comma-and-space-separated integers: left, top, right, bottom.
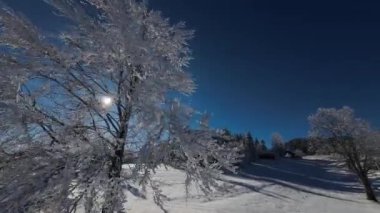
108, 144, 124, 178
108, 113, 129, 179
359, 172, 378, 202
102, 130, 127, 213
103, 72, 136, 212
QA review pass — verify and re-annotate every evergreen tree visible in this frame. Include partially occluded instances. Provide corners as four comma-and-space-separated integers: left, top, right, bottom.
260, 140, 268, 151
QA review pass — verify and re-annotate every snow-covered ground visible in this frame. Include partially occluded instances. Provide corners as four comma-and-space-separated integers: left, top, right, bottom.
125, 156, 380, 213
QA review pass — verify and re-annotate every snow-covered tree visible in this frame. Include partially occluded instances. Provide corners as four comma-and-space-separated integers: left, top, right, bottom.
271, 132, 285, 157
0, 0, 239, 212
308, 106, 379, 202
255, 139, 267, 154
245, 132, 256, 161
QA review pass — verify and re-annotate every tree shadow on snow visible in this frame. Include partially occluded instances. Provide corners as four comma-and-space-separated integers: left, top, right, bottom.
223, 158, 379, 202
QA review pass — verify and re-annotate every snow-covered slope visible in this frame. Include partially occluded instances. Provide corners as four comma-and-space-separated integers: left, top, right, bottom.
125, 156, 379, 213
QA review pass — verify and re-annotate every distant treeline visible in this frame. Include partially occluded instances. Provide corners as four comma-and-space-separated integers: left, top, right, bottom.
285, 137, 335, 155
215, 128, 336, 163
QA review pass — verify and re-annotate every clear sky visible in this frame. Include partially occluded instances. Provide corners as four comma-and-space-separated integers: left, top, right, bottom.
4, 0, 380, 143
149, 0, 380, 142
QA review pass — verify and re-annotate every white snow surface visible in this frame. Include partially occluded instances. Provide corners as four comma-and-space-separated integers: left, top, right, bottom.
124, 156, 379, 213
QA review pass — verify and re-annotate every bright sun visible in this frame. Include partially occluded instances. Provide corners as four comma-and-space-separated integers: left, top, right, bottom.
101, 96, 113, 107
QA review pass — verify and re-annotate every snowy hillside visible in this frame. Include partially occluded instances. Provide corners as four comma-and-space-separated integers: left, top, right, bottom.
125, 157, 379, 213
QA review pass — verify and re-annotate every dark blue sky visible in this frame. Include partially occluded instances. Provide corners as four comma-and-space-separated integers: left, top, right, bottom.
4, 0, 380, 142
149, 0, 380, 142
